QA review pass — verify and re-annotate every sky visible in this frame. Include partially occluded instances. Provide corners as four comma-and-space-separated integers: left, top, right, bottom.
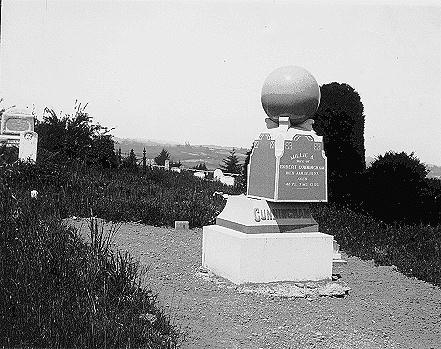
1, 0, 440, 165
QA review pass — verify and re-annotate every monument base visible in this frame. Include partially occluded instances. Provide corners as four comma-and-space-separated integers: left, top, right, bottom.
202, 225, 333, 284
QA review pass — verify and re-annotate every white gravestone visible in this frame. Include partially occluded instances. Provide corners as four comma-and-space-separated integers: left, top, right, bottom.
0, 108, 38, 162
194, 171, 205, 179
220, 175, 235, 186
18, 131, 38, 163
213, 169, 223, 181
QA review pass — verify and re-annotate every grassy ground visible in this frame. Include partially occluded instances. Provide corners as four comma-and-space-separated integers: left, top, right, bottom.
0, 171, 182, 348
1, 160, 439, 347
2, 161, 241, 228
312, 204, 441, 287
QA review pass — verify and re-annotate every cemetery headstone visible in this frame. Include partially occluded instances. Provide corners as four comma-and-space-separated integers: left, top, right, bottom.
202, 66, 342, 284
213, 168, 223, 181
164, 159, 170, 170
1, 108, 34, 136
194, 171, 205, 179
0, 108, 38, 162
18, 131, 38, 162
220, 175, 235, 186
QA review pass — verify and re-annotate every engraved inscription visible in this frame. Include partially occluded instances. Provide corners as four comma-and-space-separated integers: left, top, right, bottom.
277, 135, 327, 201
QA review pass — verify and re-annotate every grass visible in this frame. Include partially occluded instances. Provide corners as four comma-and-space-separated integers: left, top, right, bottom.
312, 203, 441, 287
1, 159, 440, 348
2, 161, 241, 228
0, 160, 240, 348
0, 178, 181, 348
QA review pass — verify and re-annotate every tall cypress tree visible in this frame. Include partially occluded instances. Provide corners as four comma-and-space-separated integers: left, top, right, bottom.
313, 82, 366, 203
313, 82, 366, 178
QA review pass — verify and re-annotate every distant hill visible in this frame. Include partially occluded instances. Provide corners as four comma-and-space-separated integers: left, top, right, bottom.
114, 137, 249, 170
114, 138, 440, 176
427, 164, 441, 179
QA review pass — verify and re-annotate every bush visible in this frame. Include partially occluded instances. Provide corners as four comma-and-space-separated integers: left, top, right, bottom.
365, 151, 439, 225
35, 102, 117, 168
0, 145, 19, 164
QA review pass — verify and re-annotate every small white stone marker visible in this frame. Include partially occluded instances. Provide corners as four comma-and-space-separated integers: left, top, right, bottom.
213, 169, 223, 181
220, 175, 235, 186
194, 171, 205, 179
19, 131, 38, 162
175, 220, 189, 230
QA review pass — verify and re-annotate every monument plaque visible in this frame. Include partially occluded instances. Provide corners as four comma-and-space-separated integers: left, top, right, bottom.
247, 130, 327, 202
277, 135, 327, 201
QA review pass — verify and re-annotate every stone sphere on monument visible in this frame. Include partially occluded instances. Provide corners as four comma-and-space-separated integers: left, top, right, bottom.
261, 66, 321, 125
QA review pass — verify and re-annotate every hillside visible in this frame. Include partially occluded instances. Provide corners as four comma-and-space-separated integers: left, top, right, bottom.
427, 164, 441, 179
115, 138, 441, 176
114, 138, 249, 170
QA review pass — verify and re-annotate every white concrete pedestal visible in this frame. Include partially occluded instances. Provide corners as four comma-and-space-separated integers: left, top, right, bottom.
202, 225, 333, 284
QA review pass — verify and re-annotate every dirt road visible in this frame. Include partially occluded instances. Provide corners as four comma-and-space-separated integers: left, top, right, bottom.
69, 219, 441, 349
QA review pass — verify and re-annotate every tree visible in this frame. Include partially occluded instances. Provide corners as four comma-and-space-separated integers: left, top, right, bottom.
35, 102, 116, 167
154, 148, 170, 166
313, 82, 366, 177
122, 149, 138, 170
220, 149, 242, 174
365, 151, 429, 224
313, 82, 366, 202
87, 134, 118, 168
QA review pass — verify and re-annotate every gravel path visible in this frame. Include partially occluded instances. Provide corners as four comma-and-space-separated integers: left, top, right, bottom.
69, 219, 441, 349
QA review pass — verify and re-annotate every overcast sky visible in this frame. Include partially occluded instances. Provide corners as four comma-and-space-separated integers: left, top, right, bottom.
1, 0, 440, 164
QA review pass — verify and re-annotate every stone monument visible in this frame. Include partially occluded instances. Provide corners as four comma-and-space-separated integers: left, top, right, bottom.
202, 66, 339, 284
0, 108, 38, 162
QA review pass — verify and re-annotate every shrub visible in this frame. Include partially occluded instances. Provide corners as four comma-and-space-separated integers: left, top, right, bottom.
35, 102, 117, 168
364, 151, 437, 224
0, 144, 19, 164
